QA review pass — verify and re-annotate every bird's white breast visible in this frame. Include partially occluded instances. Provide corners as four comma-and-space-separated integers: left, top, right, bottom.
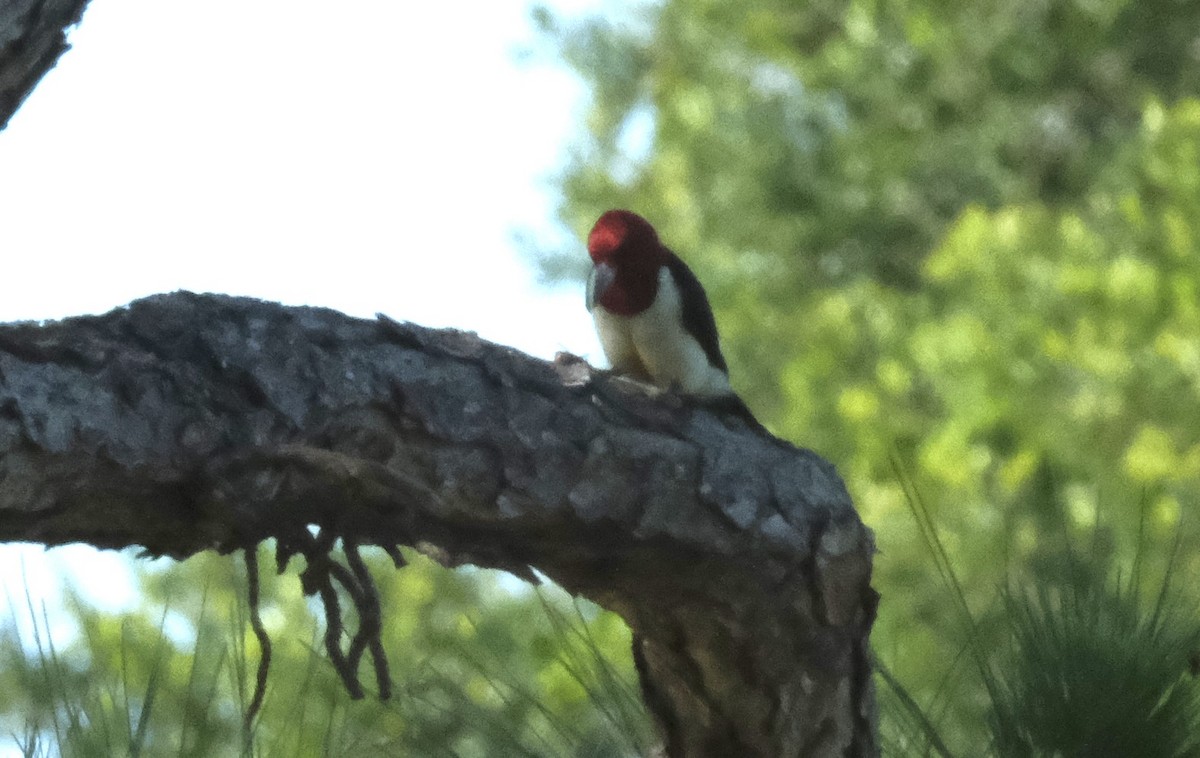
592, 267, 733, 397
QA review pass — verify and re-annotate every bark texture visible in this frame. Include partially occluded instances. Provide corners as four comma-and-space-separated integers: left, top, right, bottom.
0, 0, 90, 131
0, 292, 879, 757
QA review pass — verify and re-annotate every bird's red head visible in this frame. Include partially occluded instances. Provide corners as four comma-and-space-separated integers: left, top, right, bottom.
586, 210, 668, 315
587, 210, 663, 264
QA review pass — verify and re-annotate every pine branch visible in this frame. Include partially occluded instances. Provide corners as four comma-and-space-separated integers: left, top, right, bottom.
0, 292, 879, 757
0, 0, 91, 131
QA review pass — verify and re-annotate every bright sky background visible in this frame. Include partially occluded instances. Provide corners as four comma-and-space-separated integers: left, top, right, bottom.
0, 0, 610, 713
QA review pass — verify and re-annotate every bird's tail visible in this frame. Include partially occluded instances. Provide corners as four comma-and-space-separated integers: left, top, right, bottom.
702, 393, 769, 435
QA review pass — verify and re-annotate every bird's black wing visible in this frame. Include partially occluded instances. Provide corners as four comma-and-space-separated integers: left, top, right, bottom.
665, 252, 728, 374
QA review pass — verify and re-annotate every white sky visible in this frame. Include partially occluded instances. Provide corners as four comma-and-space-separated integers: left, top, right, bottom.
0, 0, 609, 691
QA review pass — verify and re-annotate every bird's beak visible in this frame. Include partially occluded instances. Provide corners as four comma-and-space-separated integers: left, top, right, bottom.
586, 262, 616, 311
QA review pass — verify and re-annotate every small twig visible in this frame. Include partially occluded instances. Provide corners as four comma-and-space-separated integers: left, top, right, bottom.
317, 574, 363, 698
243, 546, 272, 732
301, 545, 364, 699
345, 540, 392, 699
326, 560, 367, 607
383, 544, 406, 569
265, 525, 394, 701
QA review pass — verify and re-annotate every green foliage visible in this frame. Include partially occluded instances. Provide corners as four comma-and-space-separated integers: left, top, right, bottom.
877, 467, 1200, 756
0, 548, 651, 757
539, 0, 1200, 750
988, 567, 1200, 757
876, 484, 1200, 757
542, 0, 1200, 286
0, 582, 238, 758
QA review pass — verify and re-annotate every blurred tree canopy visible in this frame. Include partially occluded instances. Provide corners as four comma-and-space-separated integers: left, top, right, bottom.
537, 0, 1200, 748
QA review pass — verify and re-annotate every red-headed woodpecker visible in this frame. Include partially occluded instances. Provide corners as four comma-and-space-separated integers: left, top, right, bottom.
586, 209, 758, 424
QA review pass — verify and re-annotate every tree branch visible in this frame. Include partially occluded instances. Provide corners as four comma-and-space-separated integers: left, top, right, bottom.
0, 292, 879, 757
0, 0, 91, 131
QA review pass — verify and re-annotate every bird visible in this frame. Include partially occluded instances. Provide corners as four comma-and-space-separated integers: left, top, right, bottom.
585, 209, 760, 426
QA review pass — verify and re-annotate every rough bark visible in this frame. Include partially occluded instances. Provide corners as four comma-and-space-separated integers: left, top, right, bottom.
0, 0, 91, 131
0, 292, 879, 757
